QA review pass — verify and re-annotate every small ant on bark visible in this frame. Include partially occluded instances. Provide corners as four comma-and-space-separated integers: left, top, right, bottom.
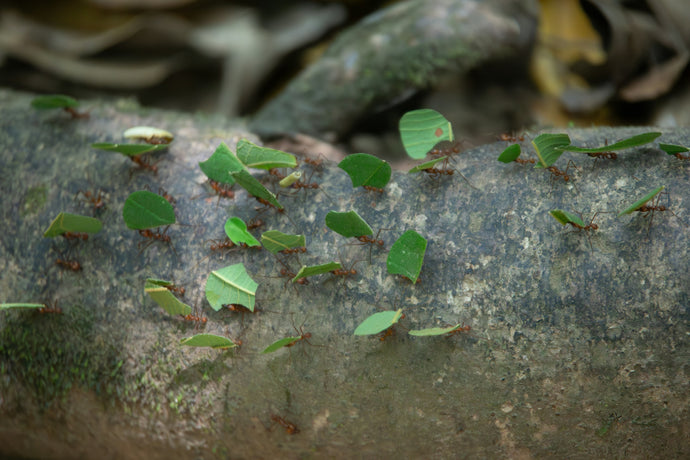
165, 284, 185, 297
75, 189, 106, 213
498, 133, 525, 142
62, 231, 89, 241
55, 258, 81, 272
362, 185, 385, 193
137, 226, 176, 256
208, 180, 235, 199
39, 301, 63, 314
270, 415, 300, 435
129, 154, 158, 174
182, 307, 207, 329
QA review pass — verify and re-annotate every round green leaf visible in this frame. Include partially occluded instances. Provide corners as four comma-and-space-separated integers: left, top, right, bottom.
122, 191, 176, 230
659, 143, 689, 156
549, 209, 585, 227
354, 309, 403, 335
91, 142, 168, 157
618, 186, 665, 217
399, 109, 453, 159
497, 144, 522, 163
230, 170, 283, 209
236, 139, 297, 170
180, 334, 238, 349
386, 230, 427, 283
338, 153, 391, 188
31, 94, 79, 109
144, 278, 192, 316
224, 217, 260, 247
1, 303, 46, 310
43, 212, 102, 237
205, 263, 258, 312
261, 337, 301, 354
531, 133, 571, 168
198, 142, 245, 185
325, 210, 373, 238
292, 262, 341, 283
261, 231, 306, 254
408, 156, 448, 174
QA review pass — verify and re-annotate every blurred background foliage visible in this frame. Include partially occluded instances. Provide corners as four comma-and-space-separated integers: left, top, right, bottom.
1, 0, 689, 159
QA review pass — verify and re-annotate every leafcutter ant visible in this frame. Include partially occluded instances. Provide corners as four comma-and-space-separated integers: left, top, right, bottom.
165, 283, 185, 297
498, 133, 525, 142
377, 313, 407, 342
513, 157, 536, 165
634, 190, 677, 234
55, 258, 81, 272
39, 300, 62, 314
182, 306, 207, 329
429, 140, 463, 157
280, 246, 307, 255
129, 154, 158, 174
421, 157, 477, 190
75, 189, 106, 214
362, 185, 385, 193
562, 211, 605, 250
208, 179, 235, 200
270, 414, 300, 435
62, 231, 89, 241
352, 228, 388, 263
247, 218, 265, 230
137, 225, 176, 256
275, 259, 309, 289
62, 107, 89, 119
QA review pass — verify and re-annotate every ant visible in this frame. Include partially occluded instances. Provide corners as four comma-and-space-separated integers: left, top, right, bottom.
55, 258, 81, 272
144, 185, 176, 206
513, 157, 536, 165
429, 141, 463, 157
303, 156, 323, 169
562, 212, 602, 250
182, 307, 207, 329
421, 157, 477, 189
129, 154, 158, 174
498, 133, 525, 142
38, 301, 62, 314
247, 219, 264, 230
137, 226, 176, 256
671, 152, 690, 160
75, 189, 106, 213
223, 303, 258, 326
270, 415, 300, 435
280, 246, 307, 255
209, 238, 236, 252
268, 168, 287, 180
362, 185, 385, 193
62, 231, 89, 241
546, 160, 578, 185
208, 180, 235, 199
398, 275, 421, 284
587, 151, 617, 161
377, 313, 407, 341
634, 191, 676, 234
165, 284, 185, 297
353, 228, 387, 263
445, 324, 472, 336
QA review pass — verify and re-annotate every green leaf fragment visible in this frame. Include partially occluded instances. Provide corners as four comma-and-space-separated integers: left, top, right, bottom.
198, 142, 244, 185
399, 109, 453, 160
230, 170, 283, 209
408, 156, 448, 173
386, 230, 427, 283
279, 171, 302, 188
325, 210, 373, 238
91, 143, 168, 157
224, 217, 260, 247
618, 186, 665, 217
292, 262, 342, 283
43, 212, 102, 237
31, 94, 79, 109
180, 334, 238, 349
659, 143, 689, 155
354, 309, 404, 335
144, 278, 192, 316
338, 153, 391, 188
261, 337, 302, 354
122, 191, 175, 230
236, 139, 297, 169
549, 209, 585, 227
531, 133, 571, 168
260, 231, 306, 254
560, 132, 661, 153
0, 303, 46, 310
205, 263, 258, 312
408, 324, 466, 336
123, 126, 174, 143
497, 144, 522, 163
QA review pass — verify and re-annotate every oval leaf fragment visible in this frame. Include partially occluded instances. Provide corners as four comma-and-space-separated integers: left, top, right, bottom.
92, 142, 168, 157
386, 230, 427, 283
230, 170, 283, 209
618, 185, 665, 217
354, 309, 403, 336
31, 94, 79, 109
279, 171, 302, 188
409, 324, 466, 337
43, 212, 102, 237
144, 278, 192, 316
325, 210, 373, 238
224, 217, 260, 247
659, 143, 689, 156
549, 209, 585, 227
497, 144, 522, 163
561, 132, 661, 153
123, 126, 174, 144
205, 263, 258, 312
261, 231, 306, 254
531, 133, 571, 168
338, 153, 391, 188
408, 156, 448, 174
180, 334, 238, 349
198, 142, 244, 185
236, 139, 297, 169
399, 109, 453, 160
122, 191, 176, 230
261, 336, 301, 354
292, 262, 341, 283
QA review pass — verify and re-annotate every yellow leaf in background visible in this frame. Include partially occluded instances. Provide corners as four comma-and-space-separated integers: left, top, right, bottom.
538, 0, 606, 65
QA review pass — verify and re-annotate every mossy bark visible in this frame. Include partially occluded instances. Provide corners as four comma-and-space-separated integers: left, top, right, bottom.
0, 89, 688, 458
